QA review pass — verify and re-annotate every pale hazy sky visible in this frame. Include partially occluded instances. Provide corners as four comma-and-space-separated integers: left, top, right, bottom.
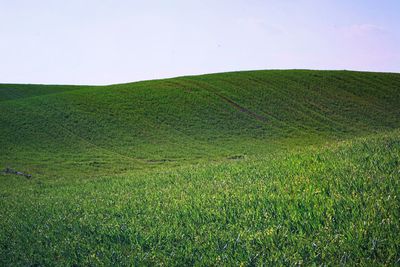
1, 0, 399, 85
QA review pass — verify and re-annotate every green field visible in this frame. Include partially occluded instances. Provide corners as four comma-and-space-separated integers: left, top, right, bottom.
1, 70, 400, 265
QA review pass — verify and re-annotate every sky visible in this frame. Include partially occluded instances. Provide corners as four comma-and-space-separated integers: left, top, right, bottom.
1, 0, 399, 85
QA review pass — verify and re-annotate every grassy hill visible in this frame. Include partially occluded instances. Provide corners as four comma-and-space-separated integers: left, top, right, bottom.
1, 70, 400, 265
1, 70, 399, 176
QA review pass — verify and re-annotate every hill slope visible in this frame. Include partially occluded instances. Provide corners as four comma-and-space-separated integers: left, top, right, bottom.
1, 70, 400, 265
1, 70, 399, 176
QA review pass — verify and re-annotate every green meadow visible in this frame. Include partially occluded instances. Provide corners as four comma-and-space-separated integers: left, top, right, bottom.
1, 70, 400, 265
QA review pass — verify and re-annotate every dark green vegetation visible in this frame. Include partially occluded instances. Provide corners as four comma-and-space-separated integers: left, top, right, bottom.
1, 70, 400, 265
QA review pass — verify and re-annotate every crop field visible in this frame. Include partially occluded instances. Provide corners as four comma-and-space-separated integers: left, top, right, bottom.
1, 70, 400, 265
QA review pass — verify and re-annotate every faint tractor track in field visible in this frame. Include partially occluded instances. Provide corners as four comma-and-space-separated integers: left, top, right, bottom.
176, 79, 268, 123
16, 99, 142, 164
212, 91, 268, 123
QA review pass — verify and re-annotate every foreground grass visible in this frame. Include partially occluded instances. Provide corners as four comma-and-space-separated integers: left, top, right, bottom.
1, 131, 399, 266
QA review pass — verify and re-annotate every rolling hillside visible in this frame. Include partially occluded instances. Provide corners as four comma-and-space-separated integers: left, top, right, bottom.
1, 70, 400, 176
1, 70, 400, 265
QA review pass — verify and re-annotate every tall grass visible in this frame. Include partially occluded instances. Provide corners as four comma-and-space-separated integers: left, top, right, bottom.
1, 131, 399, 265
